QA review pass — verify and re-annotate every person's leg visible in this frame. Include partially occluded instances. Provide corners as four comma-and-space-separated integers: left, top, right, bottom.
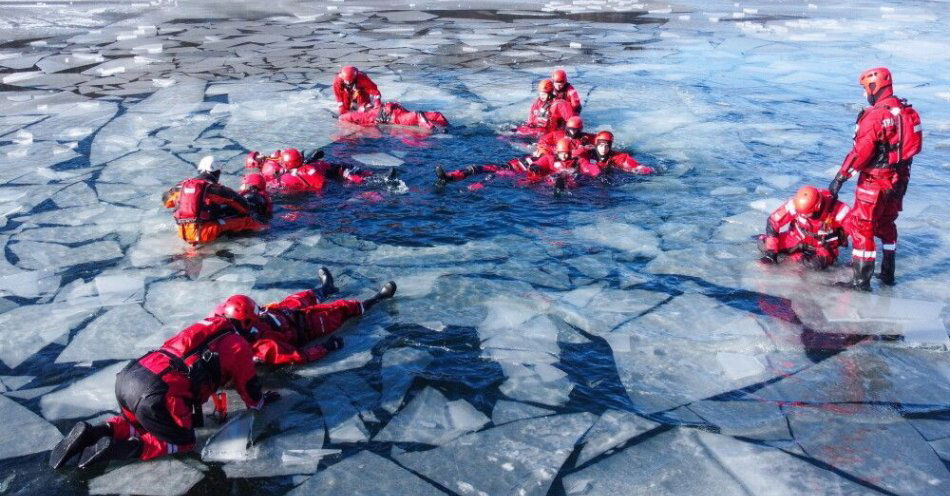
298, 299, 365, 341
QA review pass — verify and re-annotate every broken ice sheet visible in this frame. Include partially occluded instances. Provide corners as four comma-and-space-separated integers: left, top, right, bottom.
395, 413, 596, 496
0, 394, 62, 461
573, 220, 660, 258
56, 304, 164, 363
375, 386, 489, 445
565, 427, 872, 496
9, 240, 123, 271
40, 361, 128, 420
349, 152, 404, 168
576, 410, 660, 466
88, 458, 204, 496
287, 450, 443, 496
491, 400, 554, 425
787, 405, 950, 496
380, 347, 433, 413
0, 301, 95, 369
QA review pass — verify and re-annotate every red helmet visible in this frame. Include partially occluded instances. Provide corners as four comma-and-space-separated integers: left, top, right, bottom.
241, 173, 266, 192
858, 67, 892, 97
221, 295, 258, 323
340, 66, 358, 84
793, 185, 822, 215
566, 116, 583, 130
261, 160, 282, 180
555, 137, 574, 155
538, 79, 554, 94
244, 151, 260, 169
551, 69, 568, 83
280, 148, 303, 169
595, 130, 614, 144
423, 112, 449, 127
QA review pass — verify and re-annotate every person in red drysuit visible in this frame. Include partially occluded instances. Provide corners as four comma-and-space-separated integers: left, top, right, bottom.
436, 137, 597, 191
246, 148, 372, 192
333, 66, 381, 115
239, 173, 272, 221
759, 185, 852, 270
50, 313, 276, 469
162, 158, 267, 244
339, 101, 449, 130
551, 69, 582, 113
515, 79, 575, 137
506, 116, 594, 173
211, 267, 397, 366
827, 67, 922, 290
585, 131, 654, 175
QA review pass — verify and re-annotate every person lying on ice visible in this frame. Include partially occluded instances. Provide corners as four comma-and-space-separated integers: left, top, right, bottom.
48, 273, 397, 470
245, 148, 372, 191
551, 69, 582, 113
758, 185, 851, 269
162, 157, 267, 244
338, 101, 449, 130
436, 137, 598, 191
333, 65, 381, 115
515, 79, 575, 137
584, 131, 655, 176
211, 267, 396, 366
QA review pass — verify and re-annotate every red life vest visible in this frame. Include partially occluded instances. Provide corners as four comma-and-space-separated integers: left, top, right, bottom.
173, 178, 212, 224
888, 99, 922, 164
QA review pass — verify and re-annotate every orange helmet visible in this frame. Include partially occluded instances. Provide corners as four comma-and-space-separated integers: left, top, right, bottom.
241, 173, 266, 192
793, 185, 822, 215
221, 295, 258, 323
538, 79, 554, 94
279, 148, 303, 169
340, 66, 358, 84
595, 130, 614, 144
566, 116, 583, 130
858, 67, 892, 97
555, 137, 573, 155
551, 69, 567, 83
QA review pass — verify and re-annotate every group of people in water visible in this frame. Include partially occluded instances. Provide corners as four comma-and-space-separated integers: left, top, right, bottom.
49, 65, 921, 471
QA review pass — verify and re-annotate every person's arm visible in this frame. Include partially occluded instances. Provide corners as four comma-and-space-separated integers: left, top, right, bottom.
332, 77, 349, 114
208, 184, 252, 215
162, 185, 181, 208
358, 74, 381, 108
830, 110, 882, 196
614, 153, 654, 175
578, 156, 601, 177
218, 336, 265, 409
568, 87, 582, 112
761, 199, 795, 262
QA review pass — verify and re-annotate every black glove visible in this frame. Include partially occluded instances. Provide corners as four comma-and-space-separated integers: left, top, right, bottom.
759, 251, 778, 265
323, 336, 344, 352
828, 172, 846, 199
262, 390, 281, 405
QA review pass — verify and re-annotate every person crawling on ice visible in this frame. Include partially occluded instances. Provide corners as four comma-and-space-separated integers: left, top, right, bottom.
551, 69, 583, 114
338, 101, 449, 131
333, 65, 381, 115
162, 156, 267, 244
758, 185, 851, 270
48, 271, 397, 469
210, 267, 396, 366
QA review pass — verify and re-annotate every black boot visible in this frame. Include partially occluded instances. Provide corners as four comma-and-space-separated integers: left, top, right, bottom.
363, 281, 397, 309
77, 437, 142, 469
850, 259, 874, 291
49, 422, 112, 469
435, 165, 450, 184
314, 266, 338, 300
878, 251, 896, 286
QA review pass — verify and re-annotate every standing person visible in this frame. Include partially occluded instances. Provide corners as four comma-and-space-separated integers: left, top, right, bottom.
827, 67, 922, 290
551, 69, 582, 113
333, 66, 381, 114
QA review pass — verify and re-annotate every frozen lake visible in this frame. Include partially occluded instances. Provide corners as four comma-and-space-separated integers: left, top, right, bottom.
0, 0, 948, 494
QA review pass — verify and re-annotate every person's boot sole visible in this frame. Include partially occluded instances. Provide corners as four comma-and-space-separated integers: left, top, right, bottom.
49, 422, 93, 469
78, 436, 113, 469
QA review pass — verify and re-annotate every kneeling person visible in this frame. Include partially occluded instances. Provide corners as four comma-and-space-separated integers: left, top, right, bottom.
760, 185, 851, 269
